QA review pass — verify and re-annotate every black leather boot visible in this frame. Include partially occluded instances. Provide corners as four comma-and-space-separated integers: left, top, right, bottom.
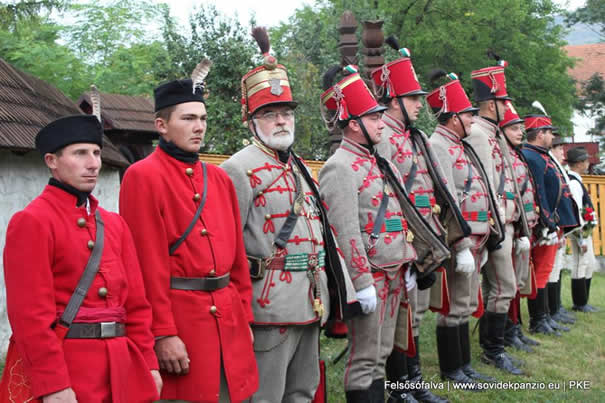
370, 378, 386, 403
545, 286, 569, 332
585, 278, 600, 312
436, 325, 479, 390
405, 337, 448, 402
571, 278, 590, 312
529, 288, 561, 336
551, 281, 575, 324
346, 389, 373, 403
504, 316, 532, 352
516, 324, 540, 346
459, 322, 496, 382
386, 350, 418, 403
480, 312, 523, 375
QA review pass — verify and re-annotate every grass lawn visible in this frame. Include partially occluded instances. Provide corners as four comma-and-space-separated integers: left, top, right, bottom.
320, 271, 604, 402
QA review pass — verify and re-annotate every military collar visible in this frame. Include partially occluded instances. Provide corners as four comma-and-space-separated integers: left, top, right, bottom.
434, 125, 461, 144
382, 112, 406, 133
43, 183, 99, 214
473, 116, 498, 137
252, 137, 292, 165
158, 137, 199, 163
341, 137, 374, 158
48, 178, 91, 207
567, 170, 582, 182
523, 143, 548, 154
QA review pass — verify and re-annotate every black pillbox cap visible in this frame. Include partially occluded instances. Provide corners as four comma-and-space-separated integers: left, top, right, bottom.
35, 115, 103, 155
154, 79, 205, 112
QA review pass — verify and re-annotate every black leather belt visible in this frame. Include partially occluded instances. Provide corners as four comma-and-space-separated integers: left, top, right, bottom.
170, 273, 230, 291
66, 322, 126, 339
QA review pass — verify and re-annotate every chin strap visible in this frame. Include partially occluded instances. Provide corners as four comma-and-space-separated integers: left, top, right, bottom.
396, 96, 412, 128
494, 100, 501, 127
457, 113, 469, 138
356, 117, 376, 154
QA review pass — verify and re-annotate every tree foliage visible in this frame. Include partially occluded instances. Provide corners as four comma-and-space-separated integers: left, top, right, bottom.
566, 0, 605, 41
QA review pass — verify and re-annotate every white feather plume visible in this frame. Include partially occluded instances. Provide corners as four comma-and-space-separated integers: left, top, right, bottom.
191, 59, 212, 94
90, 85, 102, 123
531, 100, 548, 116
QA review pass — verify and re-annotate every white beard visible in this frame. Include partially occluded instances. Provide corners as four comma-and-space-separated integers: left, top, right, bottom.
255, 124, 295, 151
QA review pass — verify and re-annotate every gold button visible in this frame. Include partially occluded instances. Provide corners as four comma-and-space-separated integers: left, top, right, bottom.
257, 191, 263, 197
489, 218, 495, 226
210, 305, 217, 314
246, 169, 253, 176
265, 214, 271, 220
406, 231, 415, 243
432, 204, 441, 215
98, 287, 108, 298
209, 269, 216, 276
385, 234, 391, 240
193, 193, 201, 201
200, 228, 208, 235
536, 206, 540, 214
77, 218, 86, 227
87, 240, 95, 249
186, 168, 194, 176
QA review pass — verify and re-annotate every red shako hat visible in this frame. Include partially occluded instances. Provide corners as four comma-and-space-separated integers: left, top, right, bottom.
499, 101, 524, 128
321, 65, 386, 122
370, 36, 427, 99
241, 27, 297, 122
524, 100, 555, 131
426, 72, 478, 116
471, 52, 512, 102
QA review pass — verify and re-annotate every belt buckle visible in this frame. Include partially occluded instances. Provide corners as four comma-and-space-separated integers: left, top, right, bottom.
308, 254, 319, 269
100, 322, 117, 338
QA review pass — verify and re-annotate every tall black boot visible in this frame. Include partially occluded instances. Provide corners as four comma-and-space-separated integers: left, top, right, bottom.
436, 326, 479, 389
346, 389, 373, 403
370, 378, 386, 403
386, 351, 418, 403
571, 278, 590, 312
529, 288, 560, 336
405, 337, 448, 402
516, 301, 539, 346
547, 282, 559, 319
504, 315, 532, 352
585, 278, 600, 312
544, 286, 569, 332
552, 280, 575, 324
480, 312, 523, 375
459, 322, 496, 382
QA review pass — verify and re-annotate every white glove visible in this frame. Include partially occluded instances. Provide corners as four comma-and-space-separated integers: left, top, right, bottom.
405, 269, 417, 291
546, 231, 559, 246
455, 248, 475, 277
480, 249, 488, 268
498, 206, 506, 224
538, 227, 550, 246
356, 285, 377, 314
515, 236, 530, 254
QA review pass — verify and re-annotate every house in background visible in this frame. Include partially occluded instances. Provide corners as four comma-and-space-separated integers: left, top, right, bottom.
0, 58, 129, 355
564, 43, 605, 143
78, 91, 158, 168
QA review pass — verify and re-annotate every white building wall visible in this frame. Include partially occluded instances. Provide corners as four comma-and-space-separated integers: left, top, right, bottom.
0, 150, 120, 356
571, 109, 598, 143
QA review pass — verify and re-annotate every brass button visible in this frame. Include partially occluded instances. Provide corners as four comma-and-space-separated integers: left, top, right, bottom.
489, 218, 495, 226
265, 214, 271, 220
406, 231, 415, 243
210, 305, 217, 314
185, 168, 194, 176
432, 204, 441, 215
98, 287, 108, 298
246, 169, 253, 176
87, 240, 95, 249
193, 193, 201, 201
536, 206, 540, 214
209, 269, 216, 276
257, 191, 263, 197
200, 228, 208, 235
77, 218, 86, 227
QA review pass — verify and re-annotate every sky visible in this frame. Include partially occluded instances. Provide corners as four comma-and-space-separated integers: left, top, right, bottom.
156, 0, 586, 27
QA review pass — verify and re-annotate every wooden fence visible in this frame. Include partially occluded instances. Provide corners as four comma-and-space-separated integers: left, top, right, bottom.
201, 154, 605, 256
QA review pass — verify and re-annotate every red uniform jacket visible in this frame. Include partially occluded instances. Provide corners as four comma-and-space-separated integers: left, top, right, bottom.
2, 185, 158, 402
119, 147, 258, 402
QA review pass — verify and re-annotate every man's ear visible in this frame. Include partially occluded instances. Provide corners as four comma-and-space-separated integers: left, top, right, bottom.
155, 117, 168, 135
44, 153, 57, 170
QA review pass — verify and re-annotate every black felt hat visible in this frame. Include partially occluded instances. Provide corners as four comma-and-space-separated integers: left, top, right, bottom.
35, 115, 103, 155
567, 146, 589, 164
154, 79, 205, 112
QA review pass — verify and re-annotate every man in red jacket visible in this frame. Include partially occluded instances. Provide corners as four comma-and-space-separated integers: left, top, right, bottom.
1, 114, 161, 402
119, 65, 258, 402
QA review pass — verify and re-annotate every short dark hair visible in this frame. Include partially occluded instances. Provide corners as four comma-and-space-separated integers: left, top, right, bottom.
155, 105, 177, 122
526, 129, 540, 142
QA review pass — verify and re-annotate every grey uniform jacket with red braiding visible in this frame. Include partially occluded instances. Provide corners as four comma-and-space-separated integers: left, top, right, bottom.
429, 125, 503, 247
319, 138, 450, 292
222, 140, 357, 326
375, 113, 471, 252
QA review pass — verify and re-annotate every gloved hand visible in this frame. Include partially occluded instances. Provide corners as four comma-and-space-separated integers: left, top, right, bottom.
405, 269, 417, 291
538, 227, 550, 246
455, 248, 475, 277
480, 249, 488, 268
356, 285, 377, 314
515, 236, 530, 254
498, 205, 506, 224
546, 231, 559, 246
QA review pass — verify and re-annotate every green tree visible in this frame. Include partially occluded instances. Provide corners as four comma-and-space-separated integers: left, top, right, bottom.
566, 0, 605, 41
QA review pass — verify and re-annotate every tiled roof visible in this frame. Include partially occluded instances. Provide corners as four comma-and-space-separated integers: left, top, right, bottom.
0, 58, 129, 168
564, 43, 605, 90
78, 92, 156, 134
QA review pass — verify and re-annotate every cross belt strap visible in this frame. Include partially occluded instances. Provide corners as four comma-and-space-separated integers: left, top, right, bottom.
404, 136, 419, 192
169, 162, 208, 255
463, 160, 473, 196
371, 182, 391, 242
59, 210, 105, 328
170, 273, 230, 291
274, 163, 305, 249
